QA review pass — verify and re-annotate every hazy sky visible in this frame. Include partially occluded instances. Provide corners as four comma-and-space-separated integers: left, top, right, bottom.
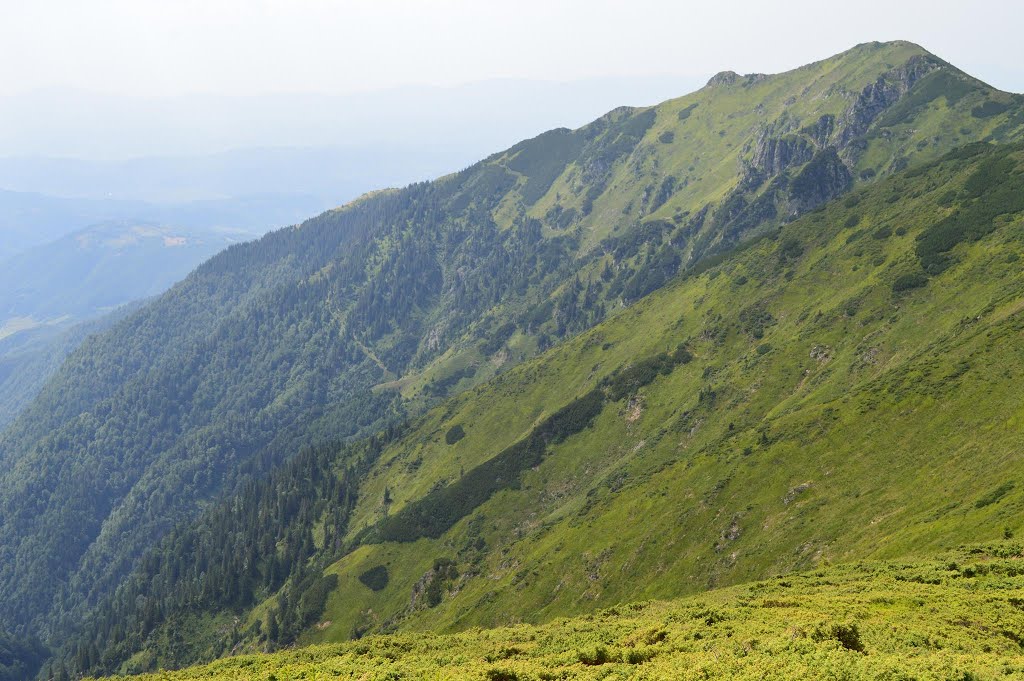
3, 0, 1022, 97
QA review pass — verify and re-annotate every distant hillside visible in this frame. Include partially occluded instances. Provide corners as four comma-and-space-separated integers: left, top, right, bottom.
0, 221, 258, 430
0, 221, 256, 331
0, 190, 317, 262
3, 40, 1024, 671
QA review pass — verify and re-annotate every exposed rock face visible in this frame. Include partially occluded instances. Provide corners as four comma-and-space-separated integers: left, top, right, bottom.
752, 133, 816, 175
707, 71, 769, 88
788, 147, 853, 213
783, 482, 813, 505
707, 70, 740, 87
659, 51, 975, 289
802, 114, 836, 148
838, 55, 941, 146
715, 56, 942, 244
809, 345, 833, 363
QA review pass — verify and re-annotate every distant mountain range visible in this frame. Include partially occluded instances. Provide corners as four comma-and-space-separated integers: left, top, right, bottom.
0, 77, 703, 160
0, 147, 483, 204
0, 189, 317, 262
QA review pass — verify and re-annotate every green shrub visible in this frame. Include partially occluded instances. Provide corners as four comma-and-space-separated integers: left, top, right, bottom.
975, 482, 1015, 508
505, 128, 585, 205
296, 573, 339, 628
422, 558, 458, 607
893, 273, 928, 293
651, 176, 678, 211
602, 346, 693, 402
445, 425, 466, 445
481, 323, 516, 356
377, 390, 605, 542
358, 566, 389, 592
624, 648, 656, 664
425, 366, 477, 398
937, 189, 959, 207
739, 303, 775, 340
813, 622, 865, 652
779, 237, 804, 260
916, 153, 1024, 273
577, 646, 613, 665
971, 100, 1011, 119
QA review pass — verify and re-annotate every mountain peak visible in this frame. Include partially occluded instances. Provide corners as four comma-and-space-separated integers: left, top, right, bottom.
825, 39, 933, 62
706, 70, 741, 87
702, 40, 934, 92
855, 38, 927, 52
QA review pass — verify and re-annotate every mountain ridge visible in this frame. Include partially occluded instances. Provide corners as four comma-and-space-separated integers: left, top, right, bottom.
61, 138, 1024, 676
2, 41, 1023, 678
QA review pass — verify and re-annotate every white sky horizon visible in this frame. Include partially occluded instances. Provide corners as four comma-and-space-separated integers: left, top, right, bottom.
1, 1, 1021, 162
2, 0, 1021, 98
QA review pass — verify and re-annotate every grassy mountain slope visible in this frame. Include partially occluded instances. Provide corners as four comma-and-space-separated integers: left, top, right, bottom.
92, 542, 1024, 680
297, 142, 1024, 646
4, 40, 1024, 660
71, 141, 1024, 677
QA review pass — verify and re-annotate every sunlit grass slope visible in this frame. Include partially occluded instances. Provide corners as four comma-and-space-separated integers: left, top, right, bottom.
311, 142, 1024, 642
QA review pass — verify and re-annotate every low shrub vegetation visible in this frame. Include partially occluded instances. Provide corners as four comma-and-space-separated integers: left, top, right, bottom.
91, 544, 1024, 680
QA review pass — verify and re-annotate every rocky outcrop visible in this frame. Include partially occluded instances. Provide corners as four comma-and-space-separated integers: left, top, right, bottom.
676, 54, 958, 272
751, 133, 816, 175
707, 70, 740, 87
838, 55, 941, 147
801, 114, 836, 148
788, 147, 853, 213
707, 71, 769, 88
